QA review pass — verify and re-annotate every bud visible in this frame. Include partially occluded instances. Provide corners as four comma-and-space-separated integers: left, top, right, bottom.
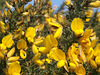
16, 6, 20, 13
8, 56, 20, 62
90, 1, 100, 8
22, 12, 29, 16
7, 47, 15, 58
27, 15, 30, 22
54, 27, 63, 39
0, 29, 5, 33
0, 11, 2, 17
20, 5, 24, 12
25, 4, 32, 10
7, 9, 12, 19
30, 10, 33, 16
6, 23, 9, 30
3, 9, 7, 17
16, 21, 23, 26
5, 1, 13, 10
0, 52, 4, 59
34, 37, 44, 45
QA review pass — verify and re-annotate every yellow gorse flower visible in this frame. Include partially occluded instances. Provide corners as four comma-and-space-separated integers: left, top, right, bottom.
79, 29, 93, 48
34, 37, 44, 46
44, 35, 58, 49
8, 56, 20, 62
0, 21, 5, 33
46, 17, 63, 39
90, 1, 100, 8
17, 39, 27, 49
66, 0, 72, 5
71, 18, 84, 36
39, 35, 58, 54
0, 34, 14, 50
48, 47, 66, 68
0, 52, 4, 59
20, 49, 27, 59
95, 56, 100, 65
25, 27, 36, 43
75, 65, 86, 75
8, 62, 21, 75
90, 59, 97, 69
7, 47, 15, 58
85, 8, 93, 22
94, 43, 100, 56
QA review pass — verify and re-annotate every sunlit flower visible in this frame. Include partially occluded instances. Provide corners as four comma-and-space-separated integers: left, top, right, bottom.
90, 59, 97, 69
46, 58, 52, 64
79, 29, 93, 48
39, 35, 58, 54
14, 29, 23, 39
17, 39, 27, 50
34, 37, 44, 46
32, 53, 41, 60
32, 44, 39, 54
8, 56, 20, 62
75, 65, 86, 75
54, 27, 63, 39
0, 52, 4, 59
85, 8, 93, 22
48, 47, 66, 68
35, 24, 44, 31
90, 1, 100, 8
46, 17, 63, 38
0, 34, 14, 50
0, 21, 5, 33
95, 56, 100, 65
66, 0, 72, 5
7, 47, 15, 58
8, 62, 21, 75
71, 18, 84, 36
86, 50, 94, 62
94, 43, 100, 56
25, 27, 36, 43
20, 49, 27, 59
34, 59, 44, 66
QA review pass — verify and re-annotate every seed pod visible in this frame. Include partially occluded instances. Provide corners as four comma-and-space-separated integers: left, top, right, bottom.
25, 4, 32, 10
7, 47, 15, 58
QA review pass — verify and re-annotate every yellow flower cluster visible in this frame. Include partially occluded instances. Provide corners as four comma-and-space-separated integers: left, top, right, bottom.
0, 0, 100, 75
67, 18, 100, 74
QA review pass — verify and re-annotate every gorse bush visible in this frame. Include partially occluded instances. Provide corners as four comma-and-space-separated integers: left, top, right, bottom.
0, 0, 100, 75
